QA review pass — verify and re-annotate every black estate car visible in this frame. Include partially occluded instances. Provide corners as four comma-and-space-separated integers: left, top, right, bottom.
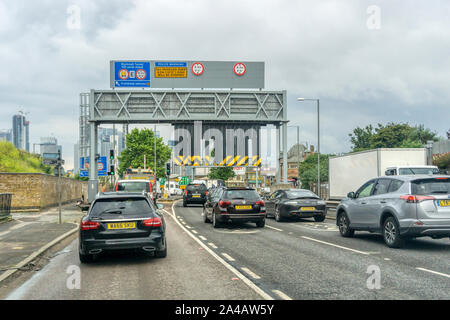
203, 187, 266, 228
183, 183, 208, 207
79, 192, 167, 263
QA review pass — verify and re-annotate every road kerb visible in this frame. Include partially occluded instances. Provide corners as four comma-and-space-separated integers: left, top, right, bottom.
0, 224, 78, 284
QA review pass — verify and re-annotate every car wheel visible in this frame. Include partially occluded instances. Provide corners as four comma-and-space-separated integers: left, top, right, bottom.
338, 212, 354, 237
383, 217, 404, 248
256, 219, 265, 228
203, 207, 211, 223
79, 252, 94, 263
314, 215, 326, 222
212, 213, 220, 228
275, 206, 283, 222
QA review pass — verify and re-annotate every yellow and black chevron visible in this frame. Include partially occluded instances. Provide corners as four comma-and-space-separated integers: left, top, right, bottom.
173, 155, 261, 167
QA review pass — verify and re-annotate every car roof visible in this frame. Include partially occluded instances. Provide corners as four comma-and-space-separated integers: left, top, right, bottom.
117, 179, 150, 183
378, 174, 450, 181
386, 165, 438, 169
224, 187, 256, 190
96, 191, 147, 199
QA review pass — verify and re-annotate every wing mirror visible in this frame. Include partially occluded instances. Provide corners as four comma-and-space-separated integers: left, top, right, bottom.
347, 192, 356, 199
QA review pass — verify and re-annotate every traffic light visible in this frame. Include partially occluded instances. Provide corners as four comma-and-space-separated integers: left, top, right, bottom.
110, 150, 115, 160
109, 165, 115, 176
166, 163, 170, 176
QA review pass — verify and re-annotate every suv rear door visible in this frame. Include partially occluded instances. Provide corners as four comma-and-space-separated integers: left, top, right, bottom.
412, 177, 450, 224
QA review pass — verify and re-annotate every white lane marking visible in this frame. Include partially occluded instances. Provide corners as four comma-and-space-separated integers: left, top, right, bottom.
272, 289, 293, 300
0, 231, 11, 237
222, 253, 235, 261
241, 267, 261, 280
191, 230, 198, 234
384, 258, 391, 261
416, 267, 450, 279
164, 204, 273, 300
199, 236, 207, 241
208, 242, 218, 249
185, 225, 191, 229
301, 236, 371, 255
266, 225, 283, 232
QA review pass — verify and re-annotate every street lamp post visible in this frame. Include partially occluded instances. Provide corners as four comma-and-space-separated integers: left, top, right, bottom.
297, 98, 321, 198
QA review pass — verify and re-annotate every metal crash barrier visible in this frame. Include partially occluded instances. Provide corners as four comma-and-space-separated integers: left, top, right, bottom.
0, 193, 12, 220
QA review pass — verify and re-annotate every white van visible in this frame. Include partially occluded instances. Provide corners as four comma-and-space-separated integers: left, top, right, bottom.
167, 181, 182, 195
385, 165, 439, 176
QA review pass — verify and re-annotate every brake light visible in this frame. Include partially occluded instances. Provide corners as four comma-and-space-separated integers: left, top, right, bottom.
218, 200, 231, 207
400, 195, 435, 203
143, 217, 162, 227
185, 190, 188, 195
205, 191, 209, 196
256, 200, 265, 206
115, 183, 119, 191
81, 220, 100, 230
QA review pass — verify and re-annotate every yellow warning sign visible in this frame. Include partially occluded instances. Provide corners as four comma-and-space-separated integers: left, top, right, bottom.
155, 67, 187, 78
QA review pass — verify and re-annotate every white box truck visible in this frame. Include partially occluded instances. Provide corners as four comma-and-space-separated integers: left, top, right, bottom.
328, 148, 430, 200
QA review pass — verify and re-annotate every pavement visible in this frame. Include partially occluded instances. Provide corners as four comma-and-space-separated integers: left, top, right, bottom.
0, 204, 84, 283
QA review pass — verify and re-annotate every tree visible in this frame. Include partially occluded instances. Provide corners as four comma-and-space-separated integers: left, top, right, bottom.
208, 167, 236, 181
349, 122, 438, 152
118, 128, 172, 178
299, 153, 330, 189
434, 152, 450, 171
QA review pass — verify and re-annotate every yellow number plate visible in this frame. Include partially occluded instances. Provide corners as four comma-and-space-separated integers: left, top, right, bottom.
438, 200, 450, 207
235, 205, 252, 210
107, 222, 136, 230
192, 194, 201, 198
300, 207, 316, 211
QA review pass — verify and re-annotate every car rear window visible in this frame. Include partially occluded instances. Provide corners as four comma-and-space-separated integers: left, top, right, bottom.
223, 189, 260, 200
186, 184, 207, 192
117, 182, 149, 192
286, 190, 319, 199
411, 178, 450, 195
399, 168, 439, 175
90, 198, 153, 217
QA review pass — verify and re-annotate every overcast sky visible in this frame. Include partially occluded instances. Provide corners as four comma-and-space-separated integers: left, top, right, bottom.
1, 0, 449, 170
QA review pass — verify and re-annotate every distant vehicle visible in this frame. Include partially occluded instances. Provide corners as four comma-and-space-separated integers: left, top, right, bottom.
336, 175, 450, 248
183, 183, 208, 207
167, 181, 182, 196
78, 192, 167, 263
115, 179, 157, 204
264, 189, 326, 222
329, 148, 430, 200
385, 165, 439, 176
203, 187, 266, 228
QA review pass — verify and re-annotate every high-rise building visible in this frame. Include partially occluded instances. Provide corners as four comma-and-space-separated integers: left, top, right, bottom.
12, 114, 29, 151
40, 137, 62, 158
0, 129, 12, 142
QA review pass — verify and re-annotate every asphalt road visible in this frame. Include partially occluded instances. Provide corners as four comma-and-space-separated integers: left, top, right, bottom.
4, 201, 449, 300
172, 201, 450, 300
4, 206, 261, 300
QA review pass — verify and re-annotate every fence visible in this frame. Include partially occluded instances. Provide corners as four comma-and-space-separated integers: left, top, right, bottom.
0, 193, 12, 220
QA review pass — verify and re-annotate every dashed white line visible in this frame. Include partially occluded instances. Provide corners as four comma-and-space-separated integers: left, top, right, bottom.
266, 225, 283, 232
222, 253, 235, 261
416, 267, 450, 278
208, 242, 218, 249
185, 225, 191, 229
272, 289, 292, 300
241, 267, 261, 280
191, 230, 198, 234
199, 236, 207, 241
301, 236, 371, 255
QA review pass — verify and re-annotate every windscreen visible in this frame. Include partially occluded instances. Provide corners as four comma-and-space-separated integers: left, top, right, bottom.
117, 182, 149, 192
411, 178, 450, 195
90, 198, 153, 217
223, 189, 260, 200
399, 168, 439, 175
186, 184, 207, 192
286, 190, 319, 199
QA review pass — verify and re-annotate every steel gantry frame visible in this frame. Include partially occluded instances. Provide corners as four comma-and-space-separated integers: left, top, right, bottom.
83, 89, 289, 202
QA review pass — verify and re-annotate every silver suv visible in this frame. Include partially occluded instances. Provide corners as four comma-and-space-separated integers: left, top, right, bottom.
336, 175, 450, 248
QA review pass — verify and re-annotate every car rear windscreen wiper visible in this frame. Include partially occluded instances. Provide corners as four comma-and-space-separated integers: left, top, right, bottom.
98, 209, 123, 215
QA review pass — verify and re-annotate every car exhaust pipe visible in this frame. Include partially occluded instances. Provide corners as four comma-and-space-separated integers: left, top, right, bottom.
89, 249, 102, 254
142, 247, 156, 252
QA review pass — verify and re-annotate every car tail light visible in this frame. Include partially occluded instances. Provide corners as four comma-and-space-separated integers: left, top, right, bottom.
400, 195, 435, 203
256, 200, 265, 206
205, 191, 209, 196
143, 217, 162, 227
218, 200, 231, 208
115, 183, 119, 191
81, 220, 100, 230
185, 190, 188, 195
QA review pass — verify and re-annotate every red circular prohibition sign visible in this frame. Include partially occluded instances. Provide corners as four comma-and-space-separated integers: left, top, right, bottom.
233, 62, 247, 76
191, 62, 205, 76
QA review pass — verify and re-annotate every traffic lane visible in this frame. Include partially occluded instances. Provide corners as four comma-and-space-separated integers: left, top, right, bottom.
264, 216, 450, 276
175, 203, 449, 299
6, 210, 262, 300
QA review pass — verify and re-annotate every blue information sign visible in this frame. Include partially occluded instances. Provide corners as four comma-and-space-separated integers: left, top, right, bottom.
155, 62, 187, 67
80, 156, 107, 177
114, 61, 150, 87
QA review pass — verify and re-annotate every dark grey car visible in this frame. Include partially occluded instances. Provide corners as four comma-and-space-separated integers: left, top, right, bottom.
336, 175, 450, 248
